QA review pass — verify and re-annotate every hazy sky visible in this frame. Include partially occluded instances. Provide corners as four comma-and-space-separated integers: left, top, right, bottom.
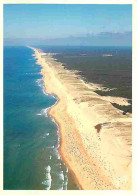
4, 4, 132, 46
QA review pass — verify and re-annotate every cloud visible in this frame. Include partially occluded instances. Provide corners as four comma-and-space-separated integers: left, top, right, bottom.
4, 31, 132, 46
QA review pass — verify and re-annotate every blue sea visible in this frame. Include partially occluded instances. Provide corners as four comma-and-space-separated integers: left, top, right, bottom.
4, 46, 79, 190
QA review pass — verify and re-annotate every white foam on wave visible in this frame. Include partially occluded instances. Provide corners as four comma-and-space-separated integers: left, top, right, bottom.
36, 78, 43, 88
36, 108, 49, 117
36, 77, 61, 155
42, 88, 47, 96
59, 171, 64, 181
36, 78, 57, 99
42, 178, 52, 190
36, 79, 59, 119
36, 113, 42, 116
45, 165, 51, 173
41, 108, 49, 117
26, 72, 40, 75
36, 78, 49, 96
48, 145, 54, 149
63, 174, 68, 190
36, 103, 61, 151
35, 69, 69, 189
42, 165, 52, 190
36, 75, 58, 103
42, 133, 50, 138
66, 167, 68, 173
53, 148, 61, 159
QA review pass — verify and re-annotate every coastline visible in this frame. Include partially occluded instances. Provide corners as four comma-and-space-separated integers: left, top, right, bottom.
29, 46, 132, 190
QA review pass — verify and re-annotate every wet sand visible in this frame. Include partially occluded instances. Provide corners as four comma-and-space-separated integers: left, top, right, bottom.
29, 46, 132, 190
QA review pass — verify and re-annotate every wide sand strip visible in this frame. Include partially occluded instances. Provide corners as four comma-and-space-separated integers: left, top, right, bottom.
30, 46, 132, 190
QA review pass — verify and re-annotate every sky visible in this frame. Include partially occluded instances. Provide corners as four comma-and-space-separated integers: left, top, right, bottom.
4, 4, 132, 46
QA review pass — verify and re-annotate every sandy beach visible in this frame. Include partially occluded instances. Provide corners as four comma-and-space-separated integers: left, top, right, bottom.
29, 46, 132, 190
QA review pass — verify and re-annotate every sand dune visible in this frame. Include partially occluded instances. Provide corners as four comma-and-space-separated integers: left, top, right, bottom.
29, 46, 132, 190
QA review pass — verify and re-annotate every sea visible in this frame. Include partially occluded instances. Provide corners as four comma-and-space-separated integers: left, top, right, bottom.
4, 46, 79, 190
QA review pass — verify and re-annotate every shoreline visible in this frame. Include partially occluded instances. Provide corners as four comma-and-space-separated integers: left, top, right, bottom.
49, 107, 83, 190
33, 49, 81, 189
33, 50, 82, 189
29, 46, 132, 190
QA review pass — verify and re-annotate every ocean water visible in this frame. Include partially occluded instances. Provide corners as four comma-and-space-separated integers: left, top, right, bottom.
4, 46, 79, 190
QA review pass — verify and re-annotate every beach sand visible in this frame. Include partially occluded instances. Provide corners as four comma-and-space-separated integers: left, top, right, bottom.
30, 46, 132, 190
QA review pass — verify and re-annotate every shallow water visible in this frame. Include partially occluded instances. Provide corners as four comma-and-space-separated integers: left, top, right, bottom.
4, 46, 79, 190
